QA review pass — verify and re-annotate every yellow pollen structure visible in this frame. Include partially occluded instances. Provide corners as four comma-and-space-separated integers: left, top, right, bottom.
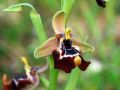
65, 28, 71, 40
74, 56, 81, 66
21, 57, 31, 70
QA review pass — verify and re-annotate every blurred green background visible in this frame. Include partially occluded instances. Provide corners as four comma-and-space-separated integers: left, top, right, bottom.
0, 0, 120, 90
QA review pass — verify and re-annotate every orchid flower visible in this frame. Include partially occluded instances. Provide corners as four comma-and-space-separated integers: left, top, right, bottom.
2, 57, 48, 90
34, 11, 94, 73
96, 0, 109, 8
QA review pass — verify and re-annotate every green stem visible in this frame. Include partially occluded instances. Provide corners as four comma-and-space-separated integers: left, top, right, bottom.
30, 9, 59, 90
4, 3, 59, 90
65, 68, 80, 90
61, 0, 81, 90
48, 0, 77, 89
30, 10, 59, 90
61, 0, 75, 28
48, 68, 58, 90
48, 56, 59, 90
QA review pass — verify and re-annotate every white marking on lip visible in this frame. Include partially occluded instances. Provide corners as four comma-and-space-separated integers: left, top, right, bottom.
58, 47, 80, 60
13, 79, 18, 86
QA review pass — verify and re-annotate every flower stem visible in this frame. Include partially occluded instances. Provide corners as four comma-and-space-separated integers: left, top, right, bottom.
48, 56, 59, 90
65, 68, 80, 90
30, 10, 59, 90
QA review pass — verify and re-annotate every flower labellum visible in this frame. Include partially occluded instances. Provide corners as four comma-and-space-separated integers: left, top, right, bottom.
96, 0, 108, 8
52, 29, 91, 73
2, 57, 48, 90
34, 11, 94, 73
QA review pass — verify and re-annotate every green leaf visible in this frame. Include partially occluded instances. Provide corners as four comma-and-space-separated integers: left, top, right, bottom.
40, 76, 49, 88
4, 3, 59, 90
4, 5, 22, 11
48, 66, 59, 90
61, 0, 75, 15
30, 11, 47, 43
48, 56, 59, 90
4, 3, 36, 12
61, 0, 75, 25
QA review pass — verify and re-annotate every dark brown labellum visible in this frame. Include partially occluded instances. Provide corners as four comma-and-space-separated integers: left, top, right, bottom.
96, 0, 106, 8
11, 79, 32, 90
2, 74, 32, 90
52, 39, 91, 73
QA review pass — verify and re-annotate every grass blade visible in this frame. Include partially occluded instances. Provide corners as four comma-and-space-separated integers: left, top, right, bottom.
48, 56, 59, 90
4, 3, 58, 90
65, 68, 80, 90
40, 76, 49, 88
4, 3, 36, 12
61, 0, 76, 26
30, 11, 47, 43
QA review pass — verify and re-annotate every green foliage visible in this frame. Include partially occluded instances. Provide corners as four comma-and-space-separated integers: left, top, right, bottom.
4, 3, 36, 12
61, 0, 76, 26
4, 3, 47, 43
0, 0, 120, 90
40, 76, 49, 88
4, 3, 58, 90
65, 68, 80, 90
30, 11, 47, 43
